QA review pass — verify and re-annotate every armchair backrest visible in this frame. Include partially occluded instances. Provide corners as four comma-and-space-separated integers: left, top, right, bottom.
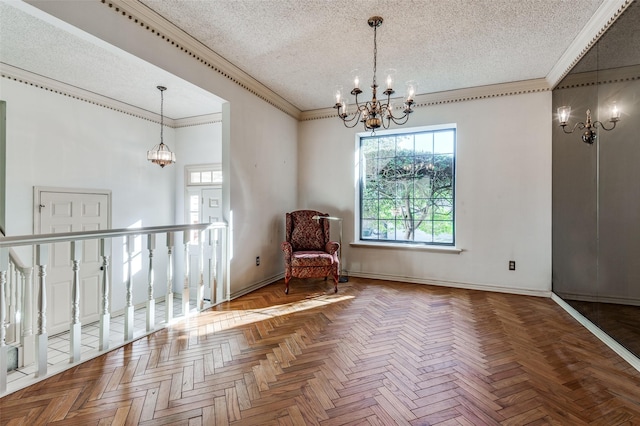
286, 210, 330, 251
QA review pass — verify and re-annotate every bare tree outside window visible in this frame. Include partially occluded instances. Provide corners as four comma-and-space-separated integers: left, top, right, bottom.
360, 128, 455, 245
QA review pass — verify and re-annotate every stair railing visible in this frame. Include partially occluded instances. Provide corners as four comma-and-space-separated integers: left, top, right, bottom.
0, 222, 229, 396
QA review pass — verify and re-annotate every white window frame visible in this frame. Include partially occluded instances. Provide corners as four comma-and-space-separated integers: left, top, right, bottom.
353, 124, 461, 253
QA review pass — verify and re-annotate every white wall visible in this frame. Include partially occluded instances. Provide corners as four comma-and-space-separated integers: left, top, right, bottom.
298, 92, 552, 295
174, 121, 223, 226
1, 78, 175, 311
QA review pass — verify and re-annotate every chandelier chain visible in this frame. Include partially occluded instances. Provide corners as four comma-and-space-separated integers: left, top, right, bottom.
372, 24, 377, 88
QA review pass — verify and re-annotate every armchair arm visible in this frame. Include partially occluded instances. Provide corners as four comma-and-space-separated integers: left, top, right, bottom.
326, 241, 339, 255
281, 241, 292, 256
281, 241, 292, 269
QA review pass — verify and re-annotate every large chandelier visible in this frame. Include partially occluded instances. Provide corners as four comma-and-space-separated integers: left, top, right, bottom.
334, 16, 416, 131
147, 85, 176, 168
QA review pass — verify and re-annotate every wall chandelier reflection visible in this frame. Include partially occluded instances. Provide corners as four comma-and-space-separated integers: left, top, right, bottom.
147, 85, 176, 167
333, 16, 416, 132
557, 105, 620, 145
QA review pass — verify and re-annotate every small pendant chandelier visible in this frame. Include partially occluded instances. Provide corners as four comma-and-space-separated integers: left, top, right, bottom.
147, 85, 176, 168
334, 16, 416, 131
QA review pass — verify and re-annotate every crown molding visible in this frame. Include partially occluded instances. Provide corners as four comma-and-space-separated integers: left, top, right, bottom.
546, 0, 633, 89
0, 62, 173, 124
300, 78, 550, 122
174, 113, 222, 128
554, 64, 640, 90
103, 0, 301, 120
0, 62, 221, 128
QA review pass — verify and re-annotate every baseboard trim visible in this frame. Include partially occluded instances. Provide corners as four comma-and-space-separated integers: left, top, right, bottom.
552, 293, 640, 374
347, 271, 552, 298
230, 273, 284, 300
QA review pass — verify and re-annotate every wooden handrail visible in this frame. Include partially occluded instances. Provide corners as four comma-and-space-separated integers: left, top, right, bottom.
0, 222, 227, 247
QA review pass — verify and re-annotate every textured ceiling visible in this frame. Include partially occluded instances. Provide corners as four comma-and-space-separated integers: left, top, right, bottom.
139, 0, 605, 111
0, 0, 224, 120
0, 0, 620, 118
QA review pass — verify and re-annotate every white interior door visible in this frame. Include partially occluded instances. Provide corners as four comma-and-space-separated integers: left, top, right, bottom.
38, 190, 110, 335
202, 188, 223, 302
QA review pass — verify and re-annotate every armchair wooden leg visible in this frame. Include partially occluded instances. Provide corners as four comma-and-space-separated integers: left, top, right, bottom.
284, 277, 290, 294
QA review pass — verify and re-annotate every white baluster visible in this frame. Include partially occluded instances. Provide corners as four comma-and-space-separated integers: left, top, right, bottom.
211, 228, 218, 305
146, 234, 155, 332
7, 261, 15, 344
197, 230, 205, 311
21, 267, 34, 366
124, 235, 135, 341
222, 227, 230, 302
0, 247, 8, 394
183, 230, 191, 317
165, 232, 174, 324
35, 244, 49, 378
69, 241, 82, 363
99, 239, 111, 351
13, 264, 22, 348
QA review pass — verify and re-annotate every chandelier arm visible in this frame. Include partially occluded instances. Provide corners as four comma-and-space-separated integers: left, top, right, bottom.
594, 120, 618, 131
388, 112, 412, 126
561, 122, 585, 134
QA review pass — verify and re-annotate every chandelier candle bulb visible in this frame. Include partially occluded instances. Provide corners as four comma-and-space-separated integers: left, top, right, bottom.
610, 104, 621, 122
558, 106, 571, 125
334, 86, 343, 105
385, 69, 396, 91
406, 81, 417, 102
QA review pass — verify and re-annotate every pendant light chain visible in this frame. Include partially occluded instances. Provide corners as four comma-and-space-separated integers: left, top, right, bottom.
160, 87, 164, 145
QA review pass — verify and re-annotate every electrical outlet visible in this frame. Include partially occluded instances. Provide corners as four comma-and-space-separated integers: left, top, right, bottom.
256, 256, 260, 266
509, 260, 516, 271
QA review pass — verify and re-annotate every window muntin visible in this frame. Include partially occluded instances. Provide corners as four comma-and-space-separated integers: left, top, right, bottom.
359, 127, 456, 245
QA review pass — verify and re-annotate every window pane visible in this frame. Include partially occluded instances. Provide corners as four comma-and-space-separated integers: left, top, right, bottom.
190, 212, 199, 225
359, 127, 456, 245
415, 132, 433, 154
201, 171, 212, 183
190, 172, 201, 184
190, 195, 199, 211
212, 171, 223, 183
434, 130, 455, 154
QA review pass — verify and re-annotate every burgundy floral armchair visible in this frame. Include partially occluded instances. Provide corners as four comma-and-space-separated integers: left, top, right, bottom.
281, 210, 340, 294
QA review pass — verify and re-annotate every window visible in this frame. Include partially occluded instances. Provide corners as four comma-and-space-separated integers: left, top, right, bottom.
359, 126, 456, 245
187, 164, 223, 186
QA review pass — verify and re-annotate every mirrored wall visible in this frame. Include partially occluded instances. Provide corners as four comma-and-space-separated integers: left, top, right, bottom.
552, 0, 640, 358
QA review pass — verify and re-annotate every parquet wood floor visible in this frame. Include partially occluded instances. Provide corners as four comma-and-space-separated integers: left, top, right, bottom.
2, 277, 640, 425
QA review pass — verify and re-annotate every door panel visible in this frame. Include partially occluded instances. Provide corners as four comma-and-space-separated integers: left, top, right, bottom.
39, 190, 109, 335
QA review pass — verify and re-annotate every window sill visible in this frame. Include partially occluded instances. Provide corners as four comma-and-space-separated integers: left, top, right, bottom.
349, 241, 463, 254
